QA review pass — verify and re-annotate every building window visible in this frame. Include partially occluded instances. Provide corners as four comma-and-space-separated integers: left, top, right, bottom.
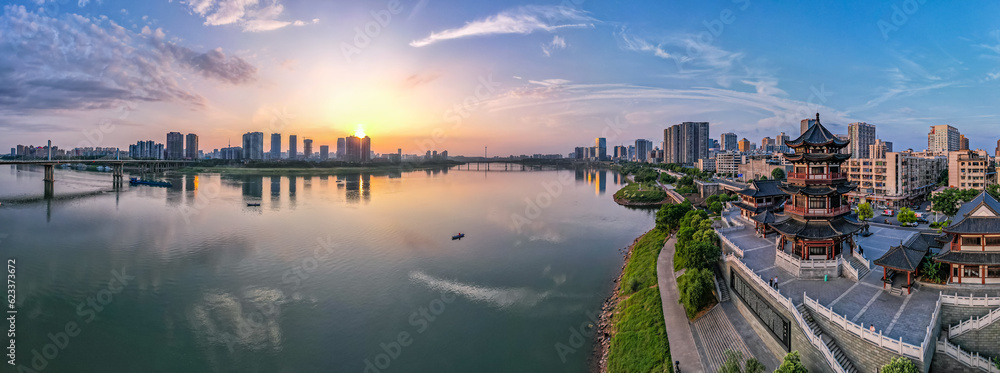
986, 237, 1000, 246
964, 267, 981, 278
953, 266, 960, 278
963, 237, 982, 246
808, 198, 826, 209
989, 266, 1000, 278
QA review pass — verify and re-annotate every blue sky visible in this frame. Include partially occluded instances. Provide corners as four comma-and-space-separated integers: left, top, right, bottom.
3, 0, 1000, 155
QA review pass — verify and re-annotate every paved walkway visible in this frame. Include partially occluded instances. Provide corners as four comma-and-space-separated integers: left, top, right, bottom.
657, 236, 706, 373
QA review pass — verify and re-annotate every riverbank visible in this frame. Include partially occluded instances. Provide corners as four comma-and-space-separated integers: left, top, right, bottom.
595, 228, 672, 373
612, 182, 671, 207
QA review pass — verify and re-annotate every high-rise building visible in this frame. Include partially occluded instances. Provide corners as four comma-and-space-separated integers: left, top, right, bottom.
847, 122, 876, 159
595, 137, 607, 161
960, 134, 970, 150
928, 125, 960, 152
868, 139, 893, 159
663, 121, 709, 165
166, 132, 184, 160
185, 133, 199, 159
737, 138, 751, 152
320, 145, 329, 160
800, 118, 817, 136
721, 132, 738, 152
777, 132, 790, 145
270, 133, 281, 159
344, 135, 371, 162
336, 138, 345, 159
846, 151, 946, 208
760, 137, 774, 151
288, 135, 298, 160
303, 139, 313, 159
948, 150, 997, 191
995, 139, 1000, 161
242, 132, 265, 160
635, 139, 652, 162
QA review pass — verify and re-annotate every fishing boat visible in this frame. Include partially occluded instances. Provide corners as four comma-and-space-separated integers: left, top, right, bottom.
129, 177, 172, 187
247, 203, 261, 207
451, 233, 465, 240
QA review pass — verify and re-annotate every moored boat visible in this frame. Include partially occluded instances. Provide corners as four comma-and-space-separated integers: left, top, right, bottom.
452, 233, 465, 240
129, 177, 172, 187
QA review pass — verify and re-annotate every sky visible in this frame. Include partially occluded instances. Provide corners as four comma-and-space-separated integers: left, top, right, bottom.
4, 0, 1000, 156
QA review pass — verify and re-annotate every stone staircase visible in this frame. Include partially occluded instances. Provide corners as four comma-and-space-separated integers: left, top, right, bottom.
796, 304, 861, 373
846, 255, 870, 280
715, 269, 731, 302
693, 306, 753, 373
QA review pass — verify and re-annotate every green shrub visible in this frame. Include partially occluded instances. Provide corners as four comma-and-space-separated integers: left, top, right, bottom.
677, 268, 715, 318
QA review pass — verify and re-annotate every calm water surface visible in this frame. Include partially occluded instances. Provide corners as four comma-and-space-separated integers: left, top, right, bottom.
0, 164, 652, 372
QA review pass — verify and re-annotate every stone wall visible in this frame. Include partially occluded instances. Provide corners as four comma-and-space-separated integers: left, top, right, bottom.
723, 260, 834, 373
940, 305, 995, 327
950, 312, 1000, 358
810, 309, 928, 372
929, 352, 983, 373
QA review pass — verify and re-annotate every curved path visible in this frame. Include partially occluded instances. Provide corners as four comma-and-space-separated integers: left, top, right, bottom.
657, 236, 706, 373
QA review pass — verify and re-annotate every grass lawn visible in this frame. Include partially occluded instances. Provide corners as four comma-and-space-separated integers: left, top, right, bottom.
614, 182, 668, 204
607, 228, 672, 373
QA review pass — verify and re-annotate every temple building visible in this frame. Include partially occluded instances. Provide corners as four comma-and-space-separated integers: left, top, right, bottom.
769, 114, 863, 260
934, 191, 1000, 285
874, 233, 944, 294
733, 179, 787, 221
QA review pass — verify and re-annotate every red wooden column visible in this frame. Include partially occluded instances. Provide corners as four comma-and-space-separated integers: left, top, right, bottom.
883, 267, 887, 289
907, 271, 911, 294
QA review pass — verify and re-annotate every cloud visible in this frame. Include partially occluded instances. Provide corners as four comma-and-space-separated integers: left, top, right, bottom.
856, 55, 955, 111
410, 5, 595, 47
480, 81, 853, 134
0, 5, 257, 113
185, 0, 316, 32
541, 35, 566, 57
402, 72, 442, 89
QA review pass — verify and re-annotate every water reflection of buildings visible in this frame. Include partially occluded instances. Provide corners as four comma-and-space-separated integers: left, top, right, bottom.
576, 169, 609, 196
342, 173, 371, 203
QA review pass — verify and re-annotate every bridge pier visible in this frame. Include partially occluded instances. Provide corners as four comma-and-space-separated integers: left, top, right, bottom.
112, 163, 124, 187
43, 164, 55, 182
44, 179, 54, 199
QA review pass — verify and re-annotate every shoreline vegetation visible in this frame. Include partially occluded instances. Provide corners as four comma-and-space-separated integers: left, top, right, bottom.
595, 227, 671, 373
612, 181, 671, 207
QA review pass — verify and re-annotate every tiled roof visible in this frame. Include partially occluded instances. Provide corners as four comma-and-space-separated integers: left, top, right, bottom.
874, 244, 926, 272
736, 179, 786, 198
946, 191, 1000, 234
768, 215, 862, 240
785, 114, 849, 148
935, 251, 1000, 266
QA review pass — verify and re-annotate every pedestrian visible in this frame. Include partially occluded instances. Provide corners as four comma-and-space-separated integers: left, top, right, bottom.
869, 324, 875, 333
769, 277, 773, 287
774, 276, 779, 289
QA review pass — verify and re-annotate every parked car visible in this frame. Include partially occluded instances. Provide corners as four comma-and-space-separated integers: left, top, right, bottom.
902, 222, 918, 227
882, 209, 895, 217
916, 217, 928, 224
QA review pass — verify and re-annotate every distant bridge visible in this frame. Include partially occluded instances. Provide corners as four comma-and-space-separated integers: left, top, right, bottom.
0, 158, 193, 193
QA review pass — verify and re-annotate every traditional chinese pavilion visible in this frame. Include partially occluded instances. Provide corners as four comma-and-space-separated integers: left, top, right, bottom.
733, 179, 786, 218
769, 114, 863, 260
934, 191, 1000, 285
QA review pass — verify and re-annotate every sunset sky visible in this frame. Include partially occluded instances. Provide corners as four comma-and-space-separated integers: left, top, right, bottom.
5, 0, 1000, 155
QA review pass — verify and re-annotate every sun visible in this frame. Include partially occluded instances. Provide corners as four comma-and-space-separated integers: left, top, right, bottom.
354, 125, 366, 138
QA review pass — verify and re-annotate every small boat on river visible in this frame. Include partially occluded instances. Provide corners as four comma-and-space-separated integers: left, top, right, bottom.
452, 233, 465, 240
247, 203, 261, 207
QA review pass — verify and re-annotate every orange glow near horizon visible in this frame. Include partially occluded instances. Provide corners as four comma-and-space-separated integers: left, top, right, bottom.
355, 125, 366, 138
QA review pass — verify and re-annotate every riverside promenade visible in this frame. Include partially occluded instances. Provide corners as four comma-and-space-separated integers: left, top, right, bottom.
657, 236, 705, 373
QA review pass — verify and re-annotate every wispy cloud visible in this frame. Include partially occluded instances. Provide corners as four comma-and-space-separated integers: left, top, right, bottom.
185, 0, 317, 32
541, 35, 566, 57
0, 5, 257, 113
410, 5, 595, 48
856, 55, 955, 111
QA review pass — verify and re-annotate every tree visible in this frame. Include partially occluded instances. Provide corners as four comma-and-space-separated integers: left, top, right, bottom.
709, 201, 723, 215
937, 168, 948, 186
881, 357, 919, 373
930, 188, 979, 217
988, 183, 1000, 200
856, 202, 873, 221
677, 268, 715, 318
656, 200, 693, 231
687, 240, 721, 270
744, 358, 765, 373
897, 207, 917, 225
774, 351, 808, 373
771, 167, 786, 180
718, 350, 743, 373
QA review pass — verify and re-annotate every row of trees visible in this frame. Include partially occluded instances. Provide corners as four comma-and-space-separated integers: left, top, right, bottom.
707, 193, 738, 215
657, 201, 724, 318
